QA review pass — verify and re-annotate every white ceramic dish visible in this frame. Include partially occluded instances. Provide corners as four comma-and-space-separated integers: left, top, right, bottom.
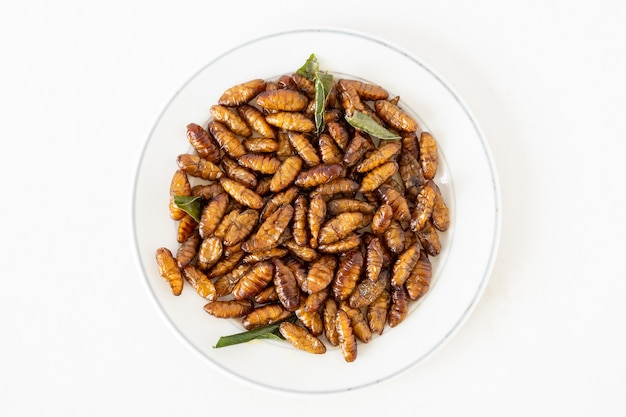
132, 28, 501, 395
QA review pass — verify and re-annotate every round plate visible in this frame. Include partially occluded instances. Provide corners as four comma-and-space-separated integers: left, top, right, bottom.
132, 28, 501, 395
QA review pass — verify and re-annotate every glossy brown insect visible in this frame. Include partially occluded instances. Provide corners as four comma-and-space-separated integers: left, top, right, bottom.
206, 250, 244, 279
332, 249, 363, 301
265, 112, 315, 133
242, 137, 278, 153
283, 240, 318, 263
343, 131, 374, 167
292, 195, 308, 246
242, 247, 288, 264
391, 243, 421, 287
255, 89, 309, 112
177, 213, 197, 243
307, 193, 326, 249
336, 309, 357, 362
203, 299, 254, 318
371, 203, 393, 235
209, 105, 252, 138
417, 220, 441, 257
186, 123, 221, 163
272, 258, 301, 311
269, 156, 303, 193
399, 151, 426, 199
340, 302, 372, 343
176, 153, 223, 180
305, 255, 337, 294
405, 250, 432, 301
221, 156, 257, 188
219, 177, 264, 210
176, 229, 201, 268
317, 233, 361, 254
231, 261, 274, 300
326, 198, 376, 216
291, 72, 316, 97
242, 304, 292, 330
431, 182, 450, 232
318, 133, 343, 164
254, 285, 279, 304
367, 289, 390, 335
295, 298, 324, 336
260, 185, 299, 221
384, 220, 406, 255
275, 130, 294, 159
304, 287, 329, 313
182, 264, 216, 301
376, 183, 411, 222
374, 99, 418, 132
207, 120, 247, 159
337, 79, 368, 117
359, 161, 399, 193
218, 78, 266, 107
388, 284, 409, 327
238, 153, 281, 175
294, 163, 344, 188
213, 208, 240, 240
419, 131, 438, 180
323, 298, 340, 346
213, 263, 251, 297
349, 268, 389, 309
191, 182, 224, 200
242, 204, 294, 253
279, 322, 327, 355
197, 236, 223, 271
410, 180, 437, 232
155, 247, 184, 296
254, 177, 273, 196
222, 209, 258, 247
318, 212, 371, 246
238, 104, 276, 138
355, 141, 402, 173
198, 193, 229, 239
365, 237, 384, 282
287, 131, 321, 167
312, 178, 360, 199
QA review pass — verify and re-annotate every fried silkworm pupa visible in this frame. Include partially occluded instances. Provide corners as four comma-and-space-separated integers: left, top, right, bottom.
231, 261, 274, 300
367, 289, 390, 335
203, 299, 254, 319
177, 154, 223, 180
279, 322, 327, 355
191, 182, 224, 200
176, 229, 201, 268
308, 193, 326, 249
221, 209, 258, 247
197, 236, 223, 271
238, 153, 282, 175
273, 258, 301, 311
275, 130, 294, 159
327, 120, 351, 151
365, 237, 384, 282
384, 220, 405, 255
254, 177, 273, 196
206, 250, 244, 279
374, 99, 418, 132
242, 204, 294, 253
339, 79, 389, 101
182, 264, 216, 301
209, 105, 252, 137
399, 152, 426, 200
405, 250, 432, 301
218, 78, 266, 107
419, 131, 438, 180
221, 156, 257, 188
295, 297, 324, 336
294, 163, 344, 188
431, 182, 450, 232
340, 302, 372, 343
255, 89, 309, 112
198, 192, 229, 239
318, 133, 343, 164
292, 195, 308, 246
304, 255, 337, 294
355, 141, 402, 173
410, 180, 437, 232
326, 198, 376, 216
169, 170, 192, 220
349, 268, 390, 309
260, 185, 299, 221
343, 131, 374, 167
242, 304, 292, 330
318, 212, 371, 246
266, 112, 316, 133
155, 247, 184, 296
269, 155, 303, 193
287, 131, 321, 167
291, 72, 316, 98
213, 264, 251, 297
277, 74, 298, 90
359, 161, 399, 193
186, 123, 221, 163
283, 240, 318, 262
238, 104, 276, 138
304, 287, 329, 313
337, 79, 367, 117
254, 285, 279, 304
336, 309, 357, 362
371, 203, 393, 235
311, 178, 360, 199
323, 298, 340, 346
242, 247, 288, 264
207, 121, 247, 159
219, 177, 264, 210
376, 183, 411, 222
332, 249, 363, 301
213, 208, 240, 240
242, 137, 278, 153
317, 233, 361, 254
417, 221, 441, 257
388, 284, 409, 327
177, 213, 197, 243
391, 243, 421, 287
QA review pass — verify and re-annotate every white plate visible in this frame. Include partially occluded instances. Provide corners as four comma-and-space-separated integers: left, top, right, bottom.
132, 28, 501, 395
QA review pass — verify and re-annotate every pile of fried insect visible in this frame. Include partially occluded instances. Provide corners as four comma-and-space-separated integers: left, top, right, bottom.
155, 54, 450, 362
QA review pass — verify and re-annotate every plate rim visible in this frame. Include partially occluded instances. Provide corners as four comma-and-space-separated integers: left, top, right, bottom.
130, 26, 502, 396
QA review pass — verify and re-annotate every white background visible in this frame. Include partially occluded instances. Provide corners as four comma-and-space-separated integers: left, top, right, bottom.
2, 1, 625, 416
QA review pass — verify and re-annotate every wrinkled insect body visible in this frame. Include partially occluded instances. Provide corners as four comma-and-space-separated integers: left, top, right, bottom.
203, 299, 254, 318
155, 247, 184, 296
186, 123, 221, 162
177, 154, 223, 180
273, 258, 301, 311
219, 177, 264, 210
332, 249, 364, 301
182, 264, 216, 301
169, 169, 192, 221
231, 261, 274, 300
419, 131, 438, 180
270, 156, 303, 193
242, 204, 294, 253
218, 78, 266, 107
374, 99, 418, 132
208, 121, 247, 159
242, 304, 292, 330
279, 322, 327, 354
209, 105, 252, 138
336, 309, 357, 362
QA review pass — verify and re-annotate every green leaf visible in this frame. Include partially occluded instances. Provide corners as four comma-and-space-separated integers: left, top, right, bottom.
345, 110, 402, 140
296, 53, 319, 81
314, 71, 333, 134
173, 195, 203, 222
213, 315, 296, 348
